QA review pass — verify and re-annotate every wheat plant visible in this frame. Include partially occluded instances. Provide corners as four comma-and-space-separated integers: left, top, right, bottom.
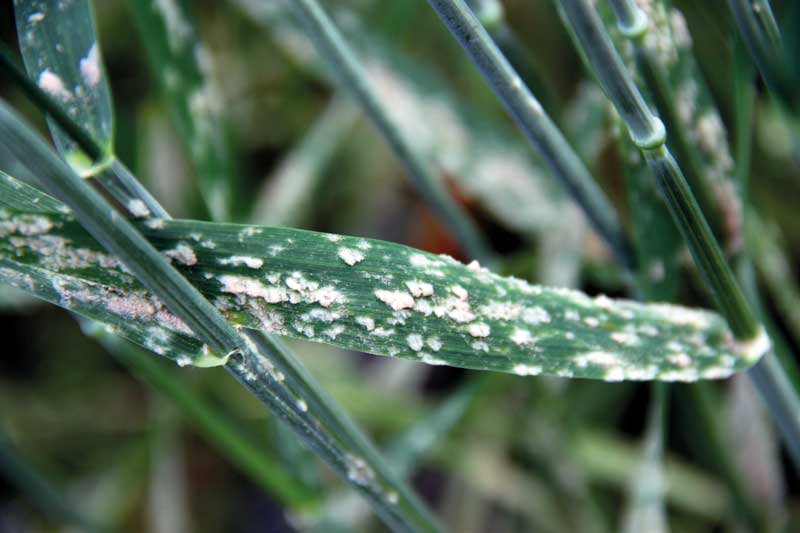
0, 0, 798, 531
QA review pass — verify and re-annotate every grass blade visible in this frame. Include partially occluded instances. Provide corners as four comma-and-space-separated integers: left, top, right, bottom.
0, 170, 769, 382
128, 0, 235, 220
290, 0, 493, 265
424, 0, 632, 268
620, 385, 668, 533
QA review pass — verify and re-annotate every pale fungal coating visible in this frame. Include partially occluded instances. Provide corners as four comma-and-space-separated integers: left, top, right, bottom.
164, 243, 197, 266
127, 199, 150, 218
451, 285, 469, 301
426, 337, 442, 352
355, 316, 375, 331
296, 399, 308, 412
218, 256, 264, 269
510, 328, 534, 346
405, 280, 434, 297
345, 454, 376, 487
406, 334, 424, 352
512, 364, 542, 376
468, 323, 490, 338
79, 44, 102, 87
338, 247, 365, 266
37, 69, 72, 101
375, 289, 415, 311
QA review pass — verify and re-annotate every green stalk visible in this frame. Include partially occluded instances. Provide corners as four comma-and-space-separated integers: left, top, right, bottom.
607, 0, 728, 245
423, 0, 633, 270
290, 0, 493, 266
727, 0, 797, 112
556, 0, 800, 470
466, 0, 560, 112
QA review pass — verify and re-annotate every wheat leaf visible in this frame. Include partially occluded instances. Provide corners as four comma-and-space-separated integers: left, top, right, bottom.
0, 173, 767, 382
128, 0, 234, 219
14, 0, 113, 172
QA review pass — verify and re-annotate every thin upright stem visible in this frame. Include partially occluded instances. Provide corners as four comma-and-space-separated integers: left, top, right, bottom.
557, 0, 800, 471
606, 3, 728, 244
292, 0, 494, 266
424, 0, 633, 269
728, 0, 797, 112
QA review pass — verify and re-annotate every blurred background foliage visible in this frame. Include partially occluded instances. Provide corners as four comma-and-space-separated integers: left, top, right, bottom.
0, 0, 799, 531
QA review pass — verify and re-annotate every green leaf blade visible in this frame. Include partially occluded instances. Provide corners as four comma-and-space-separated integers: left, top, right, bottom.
0, 173, 763, 382
14, 0, 114, 172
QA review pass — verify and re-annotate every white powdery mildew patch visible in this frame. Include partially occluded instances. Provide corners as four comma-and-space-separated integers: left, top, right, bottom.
468, 323, 490, 338
575, 351, 622, 369
371, 327, 394, 338
219, 275, 287, 303
105, 293, 156, 318
164, 243, 197, 266
405, 279, 433, 297
0, 215, 54, 236
0, 267, 36, 291
155, 309, 193, 335
27, 12, 45, 22
432, 296, 475, 323
584, 317, 600, 328
374, 289, 415, 311
426, 337, 442, 352
669, 352, 692, 368
409, 253, 437, 269
322, 324, 345, 340
300, 308, 342, 323
512, 364, 542, 376
218, 255, 264, 269
645, 303, 716, 330
345, 454, 376, 488
451, 285, 468, 301
603, 367, 626, 382
79, 44, 102, 87
285, 272, 344, 308
355, 316, 375, 331
338, 247, 365, 266
610, 331, 641, 346
406, 333, 424, 352
420, 353, 448, 366
37, 69, 72, 101
10, 234, 122, 270
510, 328, 534, 346
127, 199, 150, 218
471, 340, 489, 352
316, 287, 342, 308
